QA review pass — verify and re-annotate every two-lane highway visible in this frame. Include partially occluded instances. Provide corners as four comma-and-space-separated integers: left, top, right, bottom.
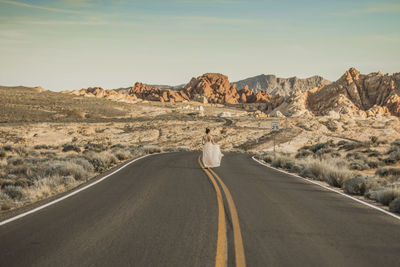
1, 152, 400, 267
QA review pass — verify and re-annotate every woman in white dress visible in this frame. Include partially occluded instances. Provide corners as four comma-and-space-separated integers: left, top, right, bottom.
202, 128, 223, 168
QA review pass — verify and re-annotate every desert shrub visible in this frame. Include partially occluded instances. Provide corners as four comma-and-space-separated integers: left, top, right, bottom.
367, 161, 379, 169
382, 149, 400, 165
262, 154, 273, 163
2, 145, 12, 151
44, 161, 88, 181
85, 151, 117, 172
368, 151, 380, 157
349, 161, 369, 171
85, 152, 107, 172
375, 168, 400, 177
282, 161, 296, 170
325, 168, 353, 187
40, 151, 57, 158
339, 141, 365, 151
113, 150, 131, 161
101, 152, 118, 166
0, 191, 10, 200
0, 178, 15, 188
271, 155, 293, 169
389, 197, 400, 213
111, 144, 126, 149
299, 159, 352, 186
36, 176, 65, 189
330, 151, 341, 158
14, 146, 27, 156
70, 158, 94, 173
346, 152, 366, 161
14, 178, 32, 187
3, 185, 23, 200
299, 160, 326, 181
143, 145, 161, 154
63, 176, 76, 186
391, 139, 400, 147
309, 142, 330, 153
315, 148, 333, 157
84, 143, 108, 152
62, 144, 81, 153
295, 149, 312, 159
344, 176, 367, 195
366, 188, 400, 206
27, 150, 40, 157
34, 144, 49, 150
8, 164, 33, 177
8, 156, 24, 166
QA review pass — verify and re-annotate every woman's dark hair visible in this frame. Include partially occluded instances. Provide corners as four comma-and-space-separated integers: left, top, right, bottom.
206, 128, 210, 134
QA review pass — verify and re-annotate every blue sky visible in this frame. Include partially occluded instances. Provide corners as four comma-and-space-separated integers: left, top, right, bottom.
0, 0, 399, 91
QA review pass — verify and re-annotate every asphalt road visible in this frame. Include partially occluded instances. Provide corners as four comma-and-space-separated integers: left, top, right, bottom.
1, 152, 400, 267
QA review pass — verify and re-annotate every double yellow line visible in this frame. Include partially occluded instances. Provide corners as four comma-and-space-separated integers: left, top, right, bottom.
197, 156, 246, 267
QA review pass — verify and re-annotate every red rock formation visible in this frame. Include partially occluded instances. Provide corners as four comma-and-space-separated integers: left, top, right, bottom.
306, 68, 400, 117
129, 82, 189, 102
183, 73, 240, 104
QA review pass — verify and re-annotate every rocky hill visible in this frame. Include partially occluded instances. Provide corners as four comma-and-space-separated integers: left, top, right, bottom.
306, 68, 400, 117
71, 73, 283, 106
270, 68, 400, 118
68, 68, 400, 118
234, 74, 330, 97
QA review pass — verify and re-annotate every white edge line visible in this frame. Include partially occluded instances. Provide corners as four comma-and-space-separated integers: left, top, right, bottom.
251, 156, 400, 222
0, 153, 162, 226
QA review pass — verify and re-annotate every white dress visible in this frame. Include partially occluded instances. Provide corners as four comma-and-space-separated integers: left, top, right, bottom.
202, 135, 223, 168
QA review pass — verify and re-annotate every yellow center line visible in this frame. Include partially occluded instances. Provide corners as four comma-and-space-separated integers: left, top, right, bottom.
208, 168, 246, 267
198, 155, 227, 267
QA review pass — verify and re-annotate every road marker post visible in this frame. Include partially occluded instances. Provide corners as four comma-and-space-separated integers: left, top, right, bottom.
271, 121, 279, 159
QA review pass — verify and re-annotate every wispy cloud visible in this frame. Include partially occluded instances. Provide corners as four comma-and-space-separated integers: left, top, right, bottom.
27, 19, 109, 26
0, 0, 84, 14
333, 2, 400, 16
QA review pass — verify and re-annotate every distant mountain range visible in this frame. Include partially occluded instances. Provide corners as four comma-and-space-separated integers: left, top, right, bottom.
233, 74, 331, 97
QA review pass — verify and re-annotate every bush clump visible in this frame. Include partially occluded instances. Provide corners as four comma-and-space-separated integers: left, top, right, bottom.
325, 168, 353, 187
366, 188, 400, 206
375, 168, 400, 177
113, 150, 132, 161
44, 161, 88, 181
0, 149, 6, 159
389, 197, 400, 213
85, 151, 117, 172
3, 185, 23, 200
349, 161, 369, 171
34, 144, 49, 150
262, 154, 273, 163
2, 145, 12, 151
62, 144, 81, 153
344, 176, 367, 195
295, 149, 312, 159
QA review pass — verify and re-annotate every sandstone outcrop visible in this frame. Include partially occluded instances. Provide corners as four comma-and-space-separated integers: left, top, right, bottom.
306, 68, 400, 117
183, 73, 240, 104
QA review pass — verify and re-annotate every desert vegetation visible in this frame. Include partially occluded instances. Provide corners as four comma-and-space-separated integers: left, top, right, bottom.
257, 137, 400, 213
0, 142, 158, 211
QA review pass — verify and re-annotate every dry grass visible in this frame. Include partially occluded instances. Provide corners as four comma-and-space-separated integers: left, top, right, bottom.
0, 143, 150, 212
366, 188, 400, 206
259, 139, 400, 212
